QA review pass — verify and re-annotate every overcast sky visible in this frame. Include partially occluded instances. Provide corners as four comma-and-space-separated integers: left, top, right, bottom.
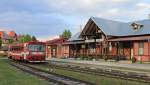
0, 0, 150, 41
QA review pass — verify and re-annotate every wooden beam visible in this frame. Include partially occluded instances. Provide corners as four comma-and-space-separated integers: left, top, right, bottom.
81, 19, 92, 36
86, 21, 96, 35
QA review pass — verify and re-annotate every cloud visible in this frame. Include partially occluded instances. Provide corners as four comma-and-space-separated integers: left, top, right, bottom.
45, 0, 116, 16
136, 3, 150, 10
38, 35, 59, 42
111, 0, 130, 3
103, 8, 120, 16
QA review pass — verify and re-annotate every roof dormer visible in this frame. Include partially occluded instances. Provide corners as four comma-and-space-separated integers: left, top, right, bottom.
131, 22, 144, 31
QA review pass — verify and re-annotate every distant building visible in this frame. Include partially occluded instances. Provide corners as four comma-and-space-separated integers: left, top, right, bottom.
46, 38, 69, 60
8, 31, 18, 41
0, 30, 18, 46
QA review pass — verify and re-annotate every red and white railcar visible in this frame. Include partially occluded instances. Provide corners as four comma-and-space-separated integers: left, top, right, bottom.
8, 41, 46, 62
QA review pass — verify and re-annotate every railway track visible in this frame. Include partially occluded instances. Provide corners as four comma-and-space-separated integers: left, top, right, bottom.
9, 62, 96, 85
46, 61, 150, 84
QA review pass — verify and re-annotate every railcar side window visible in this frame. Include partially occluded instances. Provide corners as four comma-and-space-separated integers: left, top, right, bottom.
28, 45, 45, 51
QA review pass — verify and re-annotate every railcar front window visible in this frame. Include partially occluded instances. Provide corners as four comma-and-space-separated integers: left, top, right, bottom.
28, 45, 45, 51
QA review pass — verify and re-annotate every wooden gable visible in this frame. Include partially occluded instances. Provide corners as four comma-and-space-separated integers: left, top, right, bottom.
80, 18, 105, 40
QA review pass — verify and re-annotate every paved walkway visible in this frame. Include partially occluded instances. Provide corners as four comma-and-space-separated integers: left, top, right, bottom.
50, 58, 150, 71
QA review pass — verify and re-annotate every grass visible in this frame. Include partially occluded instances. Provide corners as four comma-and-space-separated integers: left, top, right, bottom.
0, 58, 49, 85
32, 64, 150, 85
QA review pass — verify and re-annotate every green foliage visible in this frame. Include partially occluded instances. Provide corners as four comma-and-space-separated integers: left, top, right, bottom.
0, 38, 2, 47
79, 56, 94, 60
19, 34, 32, 43
26, 34, 32, 42
61, 29, 72, 39
131, 57, 137, 63
32, 36, 37, 41
8, 39, 14, 44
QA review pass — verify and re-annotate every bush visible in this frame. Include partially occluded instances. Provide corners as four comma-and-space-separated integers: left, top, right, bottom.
84, 57, 88, 60
88, 56, 93, 60
60, 57, 67, 59
79, 56, 93, 60
131, 57, 136, 63
104, 56, 108, 61
115, 56, 120, 62
79, 56, 85, 60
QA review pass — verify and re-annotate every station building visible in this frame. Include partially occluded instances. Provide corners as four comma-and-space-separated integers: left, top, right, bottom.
47, 16, 150, 62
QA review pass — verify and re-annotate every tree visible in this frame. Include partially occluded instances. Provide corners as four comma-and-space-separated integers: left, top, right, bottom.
0, 38, 2, 47
32, 36, 37, 41
61, 29, 72, 39
25, 34, 32, 42
19, 34, 32, 43
8, 39, 14, 44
